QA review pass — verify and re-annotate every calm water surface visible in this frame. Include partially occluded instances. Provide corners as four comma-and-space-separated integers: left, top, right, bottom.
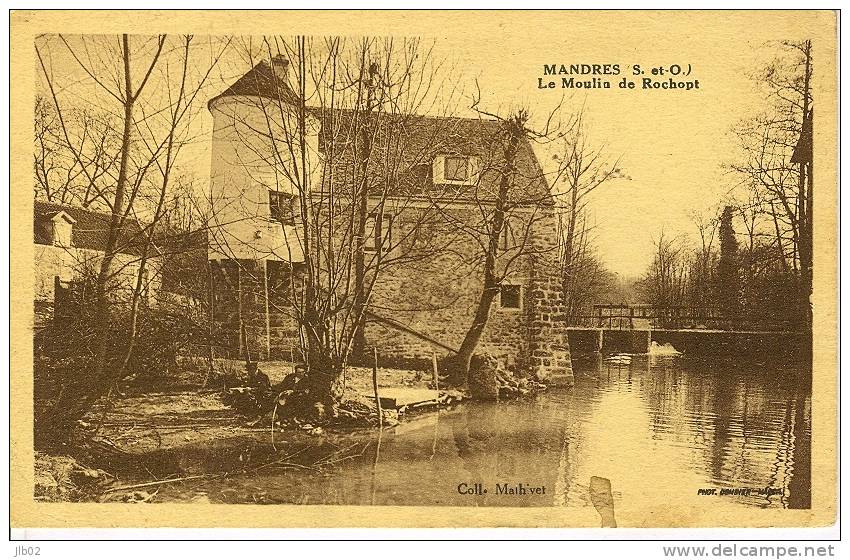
153, 354, 811, 510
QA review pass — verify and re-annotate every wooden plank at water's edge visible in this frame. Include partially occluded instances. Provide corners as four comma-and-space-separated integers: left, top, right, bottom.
365, 388, 439, 409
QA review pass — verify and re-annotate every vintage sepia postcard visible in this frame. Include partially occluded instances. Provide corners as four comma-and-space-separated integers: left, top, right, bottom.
9, 9, 839, 532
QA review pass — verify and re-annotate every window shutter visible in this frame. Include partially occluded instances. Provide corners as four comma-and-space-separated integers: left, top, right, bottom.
432, 155, 445, 185
382, 214, 393, 255
469, 156, 481, 184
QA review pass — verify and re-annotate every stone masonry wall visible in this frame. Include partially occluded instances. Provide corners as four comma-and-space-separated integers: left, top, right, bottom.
525, 257, 574, 385
525, 217, 574, 385
359, 203, 531, 368
361, 203, 572, 383
209, 203, 573, 385
363, 245, 529, 367
210, 258, 300, 361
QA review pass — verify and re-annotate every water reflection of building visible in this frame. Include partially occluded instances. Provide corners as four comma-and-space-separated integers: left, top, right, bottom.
346, 399, 579, 507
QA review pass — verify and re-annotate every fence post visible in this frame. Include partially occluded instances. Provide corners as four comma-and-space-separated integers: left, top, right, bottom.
432, 351, 440, 394
206, 262, 215, 381
372, 347, 382, 430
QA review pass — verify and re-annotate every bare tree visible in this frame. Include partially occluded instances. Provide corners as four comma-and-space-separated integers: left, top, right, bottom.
206, 35, 465, 410
730, 39, 813, 329
445, 95, 573, 385
33, 93, 122, 208
552, 107, 626, 323
557, 218, 622, 324
638, 230, 691, 322
117, 35, 231, 379
34, 33, 229, 442
686, 208, 719, 311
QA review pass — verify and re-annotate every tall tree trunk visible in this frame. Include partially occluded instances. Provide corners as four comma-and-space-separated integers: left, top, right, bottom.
117, 248, 149, 378
118, 130, 174, 379
90, 35, 134, 395
804, 154, 813, 330
206, 260, 215, 383
119, 36, 188, 379
286, 38, 344, 408
351, 120, 372, 361
351, 63, 377, 362
562, 178, 578, 320
797, 41, 813, 331
452, 119, 522, 384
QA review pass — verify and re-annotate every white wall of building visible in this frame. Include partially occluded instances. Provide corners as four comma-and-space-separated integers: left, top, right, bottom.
34, 244, 163, 304
207, 95, 321, 263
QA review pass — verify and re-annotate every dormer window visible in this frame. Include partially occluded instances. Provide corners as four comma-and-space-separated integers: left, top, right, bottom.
444, 156, 470, 182
49, 212, 76, 247
433, 155, 479, 186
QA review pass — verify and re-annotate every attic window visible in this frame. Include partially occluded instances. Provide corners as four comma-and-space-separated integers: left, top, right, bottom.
444, 156, 470, 182
500, 284, 522, 310
433, 155, 478, 186
50, 213, 75, 247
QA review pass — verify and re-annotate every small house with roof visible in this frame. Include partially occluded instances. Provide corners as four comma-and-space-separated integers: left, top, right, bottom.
33, 200, 163, 327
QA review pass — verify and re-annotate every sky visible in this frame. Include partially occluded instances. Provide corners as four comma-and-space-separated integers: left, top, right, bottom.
424, 22, 779, 277
36, 12, 828, 278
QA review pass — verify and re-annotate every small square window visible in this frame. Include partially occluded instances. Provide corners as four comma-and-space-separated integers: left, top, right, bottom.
266, 260, 292, 309
366, 213, 393, 254
269, 190, 295, 225
444, 156, 470, 182
500, 284, 522, 309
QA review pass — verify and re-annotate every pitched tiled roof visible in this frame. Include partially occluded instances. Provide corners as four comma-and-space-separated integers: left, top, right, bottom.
34, 200, 156, 256
208, 60, 300, 109
317, 110, 553, 204
211, 60, 553, 204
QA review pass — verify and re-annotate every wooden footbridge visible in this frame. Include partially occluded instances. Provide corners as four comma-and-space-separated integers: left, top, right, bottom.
566, 304, 809, 358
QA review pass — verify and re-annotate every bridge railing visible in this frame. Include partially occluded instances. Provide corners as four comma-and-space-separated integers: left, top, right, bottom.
571, 304, 795, 332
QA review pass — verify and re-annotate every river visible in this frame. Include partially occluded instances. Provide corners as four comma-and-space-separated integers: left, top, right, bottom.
152, 352, 811, 511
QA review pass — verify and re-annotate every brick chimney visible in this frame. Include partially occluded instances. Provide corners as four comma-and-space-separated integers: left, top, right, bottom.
271, 55, 289, 82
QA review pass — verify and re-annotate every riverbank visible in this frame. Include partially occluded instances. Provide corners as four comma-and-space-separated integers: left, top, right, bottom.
34, 359, 469, 502
33, 354, 811, 509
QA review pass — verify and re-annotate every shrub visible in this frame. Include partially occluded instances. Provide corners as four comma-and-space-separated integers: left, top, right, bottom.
34, 279, 209, 449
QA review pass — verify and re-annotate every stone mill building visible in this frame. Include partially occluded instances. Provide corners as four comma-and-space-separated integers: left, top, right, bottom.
205, 55, 573, 385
